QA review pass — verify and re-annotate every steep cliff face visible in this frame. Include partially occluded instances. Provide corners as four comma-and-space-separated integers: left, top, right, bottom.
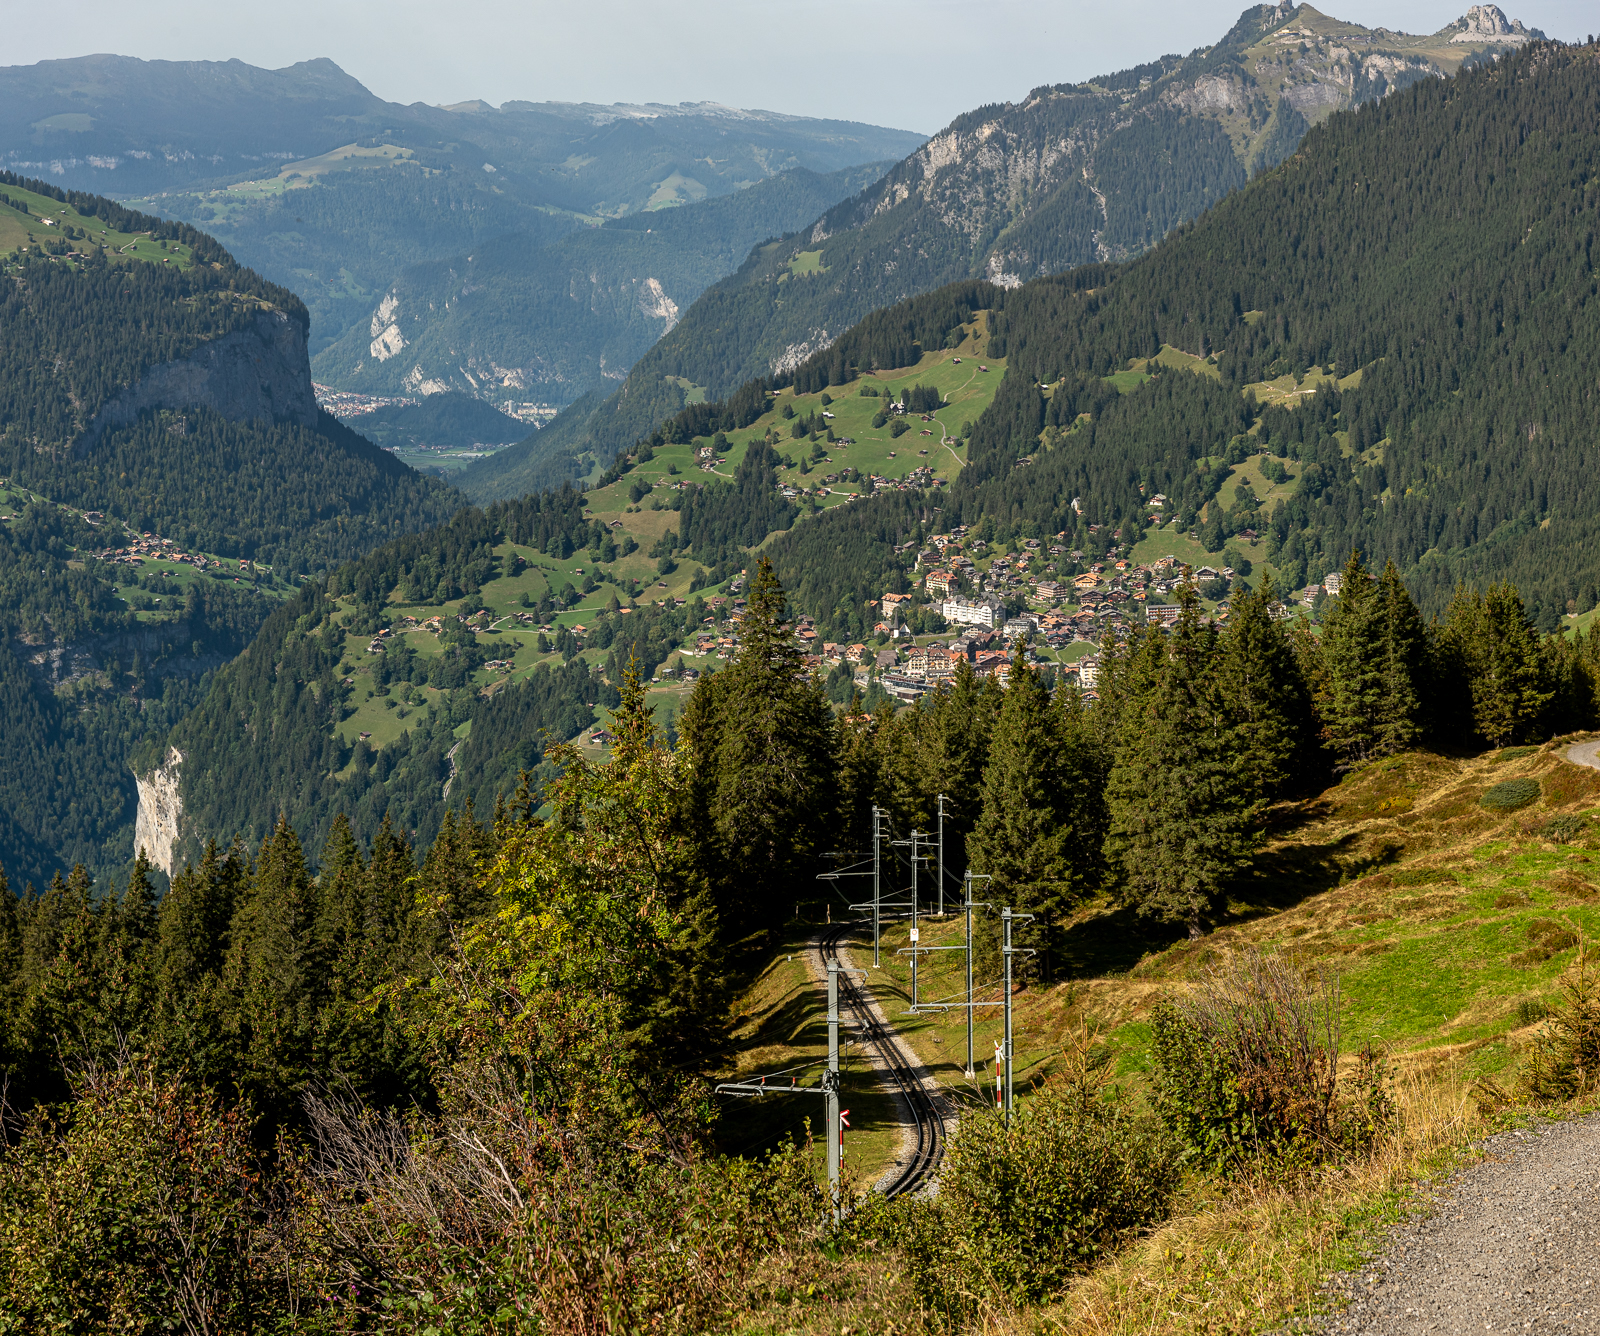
134, 746, 184, 876
76, 309, 318, 454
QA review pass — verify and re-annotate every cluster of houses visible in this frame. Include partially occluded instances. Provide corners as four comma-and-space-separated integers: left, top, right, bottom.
91, 531, 254, 577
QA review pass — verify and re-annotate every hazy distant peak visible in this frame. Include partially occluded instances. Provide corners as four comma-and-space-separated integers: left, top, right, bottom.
521, 100, 813, 127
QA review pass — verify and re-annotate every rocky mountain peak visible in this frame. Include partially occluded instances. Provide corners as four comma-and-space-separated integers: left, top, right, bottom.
1449, 4, 1543, 44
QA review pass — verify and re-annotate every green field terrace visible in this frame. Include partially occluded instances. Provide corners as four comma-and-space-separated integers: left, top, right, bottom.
0, 182, 199, 270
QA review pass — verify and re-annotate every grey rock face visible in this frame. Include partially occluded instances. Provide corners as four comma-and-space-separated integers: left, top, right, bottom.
76, 309, 317, 455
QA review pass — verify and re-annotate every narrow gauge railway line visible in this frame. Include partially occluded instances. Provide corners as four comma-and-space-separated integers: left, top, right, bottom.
819, 921, 944, 1198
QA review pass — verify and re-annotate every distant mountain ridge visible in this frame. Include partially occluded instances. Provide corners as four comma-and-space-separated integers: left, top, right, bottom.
459, 2, 1546, 499
0, 55, 923, 203
0, 53, 923, 438
310, 160, 894, 410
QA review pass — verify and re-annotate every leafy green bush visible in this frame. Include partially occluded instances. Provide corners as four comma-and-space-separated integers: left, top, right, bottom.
1150, 950, 1392, 1175
1481, 778, 1541, 811
0, 1062, 265, 1334
864, 1060, 1177, 1315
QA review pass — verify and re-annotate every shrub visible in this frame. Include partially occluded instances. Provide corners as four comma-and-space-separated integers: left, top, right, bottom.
1481, 778, 1541, 811
1522, 952, 1600, 1100
866, 1056, 1177, 1315
1493, 745, 1540, 764
1517, 998, 1550, 1027
1150, 950, 1392, 1174
1509, 918, 1579, 967
888, 417, 910, 438
0, 1062, 267, 1334
1544, 813, 1591, 843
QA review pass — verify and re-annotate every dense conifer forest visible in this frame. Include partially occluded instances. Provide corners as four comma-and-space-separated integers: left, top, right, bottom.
3, 543, 1599, 1328
0, 179, 462, 887
596, 42, 1600, 637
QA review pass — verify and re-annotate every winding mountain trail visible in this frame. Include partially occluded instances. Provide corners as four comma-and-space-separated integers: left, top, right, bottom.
1565, 740, 1600, 771
1311, 1114, 1600, 1333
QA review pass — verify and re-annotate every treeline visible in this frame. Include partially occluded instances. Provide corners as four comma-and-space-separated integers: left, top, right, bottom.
14, 408, 459, 575
0, 671, 818, 1332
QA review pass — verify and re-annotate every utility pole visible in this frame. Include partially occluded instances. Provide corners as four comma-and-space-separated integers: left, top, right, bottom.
936, 794, 946, 916
715, 953, 863, 1225
909, 828, 921, 1008
999, 907, 1035, 1125
825, 956, 841, 1222
965, 871, 978, 1077
872, 805, 882, 967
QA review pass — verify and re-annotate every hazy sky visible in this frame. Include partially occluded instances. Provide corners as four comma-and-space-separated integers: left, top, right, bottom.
10, 1, 1595, 134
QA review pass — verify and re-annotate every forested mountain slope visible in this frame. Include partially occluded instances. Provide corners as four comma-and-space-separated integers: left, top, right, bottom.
577, 38, 1600, 640
151, 489, 692, 872
0, 178, 458, 890
312, 160, 895, 415
462, 1, 1542, 497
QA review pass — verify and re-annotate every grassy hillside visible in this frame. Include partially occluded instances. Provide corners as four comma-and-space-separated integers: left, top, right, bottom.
722, 736, 1600, 1322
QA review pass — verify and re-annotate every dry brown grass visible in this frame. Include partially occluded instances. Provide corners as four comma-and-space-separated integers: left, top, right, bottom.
1035, 1071, 1479, 1335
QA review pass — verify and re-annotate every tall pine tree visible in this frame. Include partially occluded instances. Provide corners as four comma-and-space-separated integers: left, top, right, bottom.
1105, 588, 1257, 939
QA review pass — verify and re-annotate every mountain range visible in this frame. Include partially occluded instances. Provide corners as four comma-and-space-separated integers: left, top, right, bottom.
0, 55, 923, 430
457, 1, 1547, 500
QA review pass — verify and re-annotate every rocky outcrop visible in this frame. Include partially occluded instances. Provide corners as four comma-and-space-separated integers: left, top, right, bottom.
134, 746, 184, 876
1450, 4, 1540, 44
75, 309, 317, 455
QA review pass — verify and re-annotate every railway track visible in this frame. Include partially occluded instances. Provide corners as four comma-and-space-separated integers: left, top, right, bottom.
819, 921, 944, 1198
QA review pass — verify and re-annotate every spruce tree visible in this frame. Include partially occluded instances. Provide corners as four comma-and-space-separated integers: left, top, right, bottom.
681, 557, 835, 934
1319, 552, 1386, 768
1375, 560, 1427, 756
223, 817, 323, 1124
1441, 583, 1554, 746
968, 646, 1090, 979
1104, 588, 1257, 939
1217, 574, 1316, 802
362, 814, 417, 969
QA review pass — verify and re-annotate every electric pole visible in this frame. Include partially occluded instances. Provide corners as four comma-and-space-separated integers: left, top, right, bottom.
999, 907, 1035, 1125
872, 805, 882, 967
825, 956, 841, 1222
936, 793, 946, 916
909, 828, 921, 1007
715, 952, 863, 1225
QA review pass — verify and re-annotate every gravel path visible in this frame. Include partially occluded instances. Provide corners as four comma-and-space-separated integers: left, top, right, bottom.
1312, 1113, 1600, 1333
1566, 741, 1600, 772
